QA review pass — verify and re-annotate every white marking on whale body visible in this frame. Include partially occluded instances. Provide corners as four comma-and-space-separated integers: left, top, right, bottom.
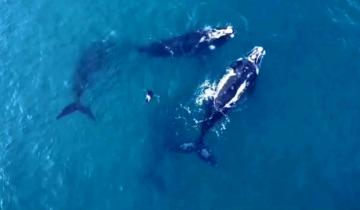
209, 45, 216, 50
207, 25, 234, 40
224, 80, 247, 108
214, 68, 236, 99
225, 26, 234, 34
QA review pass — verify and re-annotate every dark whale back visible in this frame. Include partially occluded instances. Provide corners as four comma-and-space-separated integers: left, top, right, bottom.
205, 35, 231, 50
139, 32, 203, 57
214, 59, 257, 110
73, 40, 117, 97
139, 28, 233, 57
57, 40, 118, 121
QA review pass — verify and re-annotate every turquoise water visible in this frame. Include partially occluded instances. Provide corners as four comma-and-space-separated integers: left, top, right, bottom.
1, 0, 360, 209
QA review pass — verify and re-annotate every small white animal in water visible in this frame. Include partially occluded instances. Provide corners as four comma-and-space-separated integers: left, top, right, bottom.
145, 90, 154, 103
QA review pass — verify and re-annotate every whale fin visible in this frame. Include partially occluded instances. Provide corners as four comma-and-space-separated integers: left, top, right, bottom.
197, 145, 217, 166
56, 102, 95, 121
173, 142, 217, 166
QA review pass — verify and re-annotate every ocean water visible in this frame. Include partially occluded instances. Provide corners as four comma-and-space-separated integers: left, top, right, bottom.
1, 0, 360, 209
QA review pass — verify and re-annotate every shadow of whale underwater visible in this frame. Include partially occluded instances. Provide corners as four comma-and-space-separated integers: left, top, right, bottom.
57, 39, 120, 121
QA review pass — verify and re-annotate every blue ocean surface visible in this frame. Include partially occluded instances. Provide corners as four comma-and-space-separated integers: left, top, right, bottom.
1, 0, 360, 209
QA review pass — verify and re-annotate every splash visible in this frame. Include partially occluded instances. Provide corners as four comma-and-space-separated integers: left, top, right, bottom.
203, 25, 213, 31
174, 104, 194, 128
195, 79, 217, 106
193, 80, 232, 136
214, 115, 231, 137
179, 103, 192, 115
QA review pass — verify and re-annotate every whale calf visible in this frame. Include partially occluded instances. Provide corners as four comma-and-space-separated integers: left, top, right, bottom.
138, 26, 234, 57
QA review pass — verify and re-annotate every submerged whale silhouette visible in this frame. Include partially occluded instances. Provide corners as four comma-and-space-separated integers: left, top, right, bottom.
57, 40, 118, 120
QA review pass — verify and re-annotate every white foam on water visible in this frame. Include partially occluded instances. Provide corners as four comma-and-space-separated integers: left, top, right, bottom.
192, 80, 234, 137
209, 45, 216, 50
180, 104, 192, 114
195, 79, 217, 106
214, 115, 231, 137
175, 104, 195, 127
327, 6, 357, 25
203, 25, 213, 31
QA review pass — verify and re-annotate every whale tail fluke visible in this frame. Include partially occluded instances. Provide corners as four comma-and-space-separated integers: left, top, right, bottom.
173, 141, 217, 166
56, 102, 95, 121
196, 144, 217, 166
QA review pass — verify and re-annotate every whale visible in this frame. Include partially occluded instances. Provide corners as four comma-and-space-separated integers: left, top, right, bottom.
57, 39, 118, 120
138, 26, 234, 57
174, 46, 266, 166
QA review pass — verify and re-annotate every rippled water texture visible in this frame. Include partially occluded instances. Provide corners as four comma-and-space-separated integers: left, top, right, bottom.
1, 0, 360, 209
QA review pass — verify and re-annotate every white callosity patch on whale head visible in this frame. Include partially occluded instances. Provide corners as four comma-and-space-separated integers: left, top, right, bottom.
209, 26, 233, 39
204, 25, 234, 41
248, 46, 264, 62
247, 46, 266, 71
225, 25, 234, 35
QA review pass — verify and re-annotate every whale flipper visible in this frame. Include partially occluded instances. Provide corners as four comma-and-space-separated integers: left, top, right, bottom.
174, 142, 217, 166
56, 102, 95, 121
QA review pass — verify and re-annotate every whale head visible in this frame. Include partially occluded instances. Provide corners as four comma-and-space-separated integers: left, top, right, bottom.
246, 46, 266, 68
205, 25, 235, 41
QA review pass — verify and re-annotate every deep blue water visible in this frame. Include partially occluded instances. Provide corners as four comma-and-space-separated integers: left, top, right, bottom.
1, 0, 360, 209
